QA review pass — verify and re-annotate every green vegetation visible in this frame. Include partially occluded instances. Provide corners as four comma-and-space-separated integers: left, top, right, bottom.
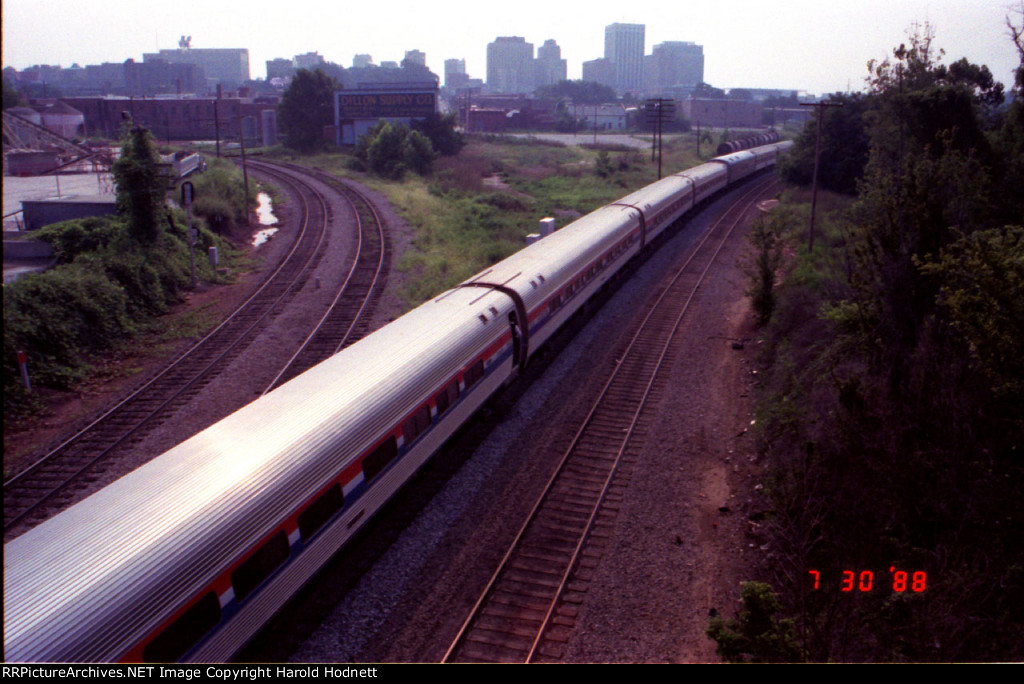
707, 583, 803, 663
355, 120, 436, 179
746, 212, 786, 326
279, 69, 337, 152
188, 158, 252, 232
4, 131, 245, 419
726, 21, 1024, 661
536, 79, 617, 104
270, 129, 710, 308
113, 127, 167, 242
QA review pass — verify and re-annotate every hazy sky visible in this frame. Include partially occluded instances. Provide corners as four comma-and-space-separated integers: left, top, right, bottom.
2, 0, 1020, 95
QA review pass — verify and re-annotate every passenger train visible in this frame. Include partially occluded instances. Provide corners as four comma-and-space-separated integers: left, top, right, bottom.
4, 140, 792, 663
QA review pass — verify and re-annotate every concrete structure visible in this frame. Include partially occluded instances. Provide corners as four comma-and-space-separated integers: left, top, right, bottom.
487, 37, 534, 94
6, 107, 43, 126
535, 40, 567, 89
644, 41, 703, 95
353, 54, 374, 68
444, 59, 468, 89
262, 109, 278, 146
142, 48, 250, 90
683, 98, 762, 128
9, 62, 127, 96
266, 58, 295, 80
6, 151, 59, 176
124, 58, 206, 96
60, 96, 279, 141
582, 58, 615, 91
604, 23, 645, 95
404, 50, 427, 67
40, 101, 85, 139
21, 195, 118, 231
570, 103, 630, 130
294, 52, 325, 70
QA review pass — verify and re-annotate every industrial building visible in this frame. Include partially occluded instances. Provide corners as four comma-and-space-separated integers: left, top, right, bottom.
141, 48, 250, 90
333, 82, 438, 145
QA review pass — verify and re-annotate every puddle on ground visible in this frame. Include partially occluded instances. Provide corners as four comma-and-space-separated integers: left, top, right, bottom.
252, 192, 279, 246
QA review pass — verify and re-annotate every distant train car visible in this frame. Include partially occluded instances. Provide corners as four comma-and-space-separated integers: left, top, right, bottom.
716, 130, 781, 156
3, 141, 792, 663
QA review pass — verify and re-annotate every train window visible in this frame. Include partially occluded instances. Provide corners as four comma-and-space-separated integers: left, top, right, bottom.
435, 380, 460, 415
363, 436, 397, 481
402, 405, 431, 444
231, 531, 289, 602
142, 591, 221, 663
464, 359, 485, 389
298, 484, 344, 541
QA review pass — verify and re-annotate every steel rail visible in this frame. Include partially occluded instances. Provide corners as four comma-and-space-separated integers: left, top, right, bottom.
257, 162, 387, 394
3, 164, 330, 536
444, 175, 779, 663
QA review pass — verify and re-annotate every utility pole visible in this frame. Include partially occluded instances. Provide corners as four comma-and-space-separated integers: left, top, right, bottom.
644, 98, 675, 179
237, 114, 251, 225
800, 101, 844, 252
213, 99, 221, 158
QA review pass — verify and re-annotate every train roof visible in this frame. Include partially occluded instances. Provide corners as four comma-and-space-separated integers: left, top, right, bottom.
4, 284, 515, 661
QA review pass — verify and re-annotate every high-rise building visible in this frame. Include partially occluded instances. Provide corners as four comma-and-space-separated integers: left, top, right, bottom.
604, 23, 644, 94
645, 41, 704, 94
404, 50, 427, 67
353, 54, 374, 68
486, 36, 534, 94
266, 58, 295, 80
444, 58, 469, 89
294, 52, 325, 70
535, 39, 567, 89
582, 58, 615, 91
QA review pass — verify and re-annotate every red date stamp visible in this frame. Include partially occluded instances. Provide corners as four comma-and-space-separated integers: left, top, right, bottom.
808, 567, 927, 593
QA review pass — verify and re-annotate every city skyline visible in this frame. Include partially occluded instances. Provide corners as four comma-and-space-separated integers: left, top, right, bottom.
2, 0, 1019, 96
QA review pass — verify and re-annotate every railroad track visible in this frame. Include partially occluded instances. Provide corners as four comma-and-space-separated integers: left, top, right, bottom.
443, 176, 780, 663
257, 162, 389, 394
2, 162, 384, 539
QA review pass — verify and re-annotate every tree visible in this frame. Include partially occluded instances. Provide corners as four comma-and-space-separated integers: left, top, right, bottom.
112, 126, 166, 242
692, 82, 726, 99
279, 68, 336, 152
411, 112, 464, 156
358, 120, 436, 179
401, 129, 436, 175
778, 92, 870, 194
536, 80, 616, 104
3, 77, 25, 108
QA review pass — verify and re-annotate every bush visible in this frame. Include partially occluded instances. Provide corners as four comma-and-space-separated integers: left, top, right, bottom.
707, 583, 803, 663
3, 263, 134, 394
359, 120, 436, 179
3, 212, 230, 416
190, 158, 249, 231
34, 216, 121, 262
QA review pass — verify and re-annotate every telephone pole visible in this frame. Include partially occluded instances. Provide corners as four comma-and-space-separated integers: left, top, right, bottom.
644, 98, 675, 179
800, 101, 844, 252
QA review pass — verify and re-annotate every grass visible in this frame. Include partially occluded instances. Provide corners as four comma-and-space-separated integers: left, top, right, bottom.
266, 131, 774, 309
